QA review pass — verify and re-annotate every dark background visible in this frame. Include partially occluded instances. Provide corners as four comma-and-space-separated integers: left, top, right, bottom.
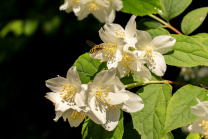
0, 0, 207, 138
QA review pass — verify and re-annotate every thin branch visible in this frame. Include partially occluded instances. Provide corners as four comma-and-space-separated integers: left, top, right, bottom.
125, 80, 208, 90
148, 14, 183, 35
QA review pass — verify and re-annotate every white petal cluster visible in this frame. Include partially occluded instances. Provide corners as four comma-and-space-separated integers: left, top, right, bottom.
91, 15, 176, 80
45, 66, 144, 131
188, 98, 208, 138
85, 68, 144, 131
59, 0, 123, 23
45, 66, 89, 127
135, 30, 176, 76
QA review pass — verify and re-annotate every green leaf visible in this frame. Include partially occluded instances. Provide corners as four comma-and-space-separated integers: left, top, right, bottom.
164, 34, 208, 67
181, 7, 208, 35
159, 0, 192, 21
164, 85, 208, 134
123, 122, 141, 139
131, 83, 172, 139
191, 36, 208, 51
193, 33, 208, 39
163, 132, 174, 139
146, 28, 170, 39
82, 111, 124, 139
137, 18, 162, 30
73, 53, 104, 84
186, 133, 200, 139
121, 0, 162, 16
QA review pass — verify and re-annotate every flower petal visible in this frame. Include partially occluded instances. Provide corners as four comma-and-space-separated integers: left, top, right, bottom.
77, 6, 90, 21
112, 0, 123, 11
45, 92, 59, 103
89, 96, 106, 124
134, 65, 152, 81
103, 23, 124, 36
60, 1, 70, 11
99, 28, 117, 44
135, 30, 152, 50
53, 111, 64, 122
148, 52, 166, 76
189, 116, 208, 134
87, 110, 103, 125
151, 36, 176, 54
102, 108, 120, 131
125, 15, 136, 40
93, 68, 116, 86
46, 76, 69, 92
121, 90, 144, 113
191, 98, 208, 116
117, 62, 127, 78
107, 9, 116, 23
66, 66, 82, 91
107, 90, 129, 105
62, 109, 85, 127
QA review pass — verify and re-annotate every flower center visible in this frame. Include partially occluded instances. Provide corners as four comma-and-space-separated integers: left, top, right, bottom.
120, 53, 135, 77
94, 86, 121, 111
199, 120, 208, 138
116, 28, 125, 38
140, 44, 157, 62
72, 0, 79, 4
88, 3, 99, 10
59, 84, 76, 106
70, 111, 87, 121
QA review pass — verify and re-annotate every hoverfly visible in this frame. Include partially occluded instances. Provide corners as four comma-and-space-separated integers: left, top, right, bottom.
86, 40, 104, 62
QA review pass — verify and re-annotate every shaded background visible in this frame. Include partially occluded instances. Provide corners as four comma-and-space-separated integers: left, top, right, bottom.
0, 0, 208, 138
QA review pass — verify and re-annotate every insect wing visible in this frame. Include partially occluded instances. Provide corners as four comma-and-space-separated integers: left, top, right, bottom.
89, 51, 98, 63
86, 40, 97, 48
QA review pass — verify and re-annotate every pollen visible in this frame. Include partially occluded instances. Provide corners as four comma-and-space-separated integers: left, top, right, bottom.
59, 83, 76, 106
89, 3, 99, 10
70, 111, 87, 121
94, 86, 122, 112
116, 28, 125, 38
198, 119, 208, 137
72, 0, 79, 3
140, 44, 156, 62
120, 54, 135, 77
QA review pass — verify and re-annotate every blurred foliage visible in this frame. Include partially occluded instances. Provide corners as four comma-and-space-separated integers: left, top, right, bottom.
0, 0, 208, 139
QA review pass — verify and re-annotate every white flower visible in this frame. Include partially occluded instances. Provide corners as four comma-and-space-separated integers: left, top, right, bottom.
45, 66, 88, 127
135, 30, 176, 76
59, 0, 81, 15
188, 98, 208, 138
102, 15, 137, 44
90, 28, 125, 69
85, 68, 144, 131
117, 43, 152, 81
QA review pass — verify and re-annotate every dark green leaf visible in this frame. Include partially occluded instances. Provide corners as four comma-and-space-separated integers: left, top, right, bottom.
137, 17, 162, 30
123, 122, 141, 139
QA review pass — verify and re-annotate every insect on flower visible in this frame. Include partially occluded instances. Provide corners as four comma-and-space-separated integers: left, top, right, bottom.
86, 40, 104, 62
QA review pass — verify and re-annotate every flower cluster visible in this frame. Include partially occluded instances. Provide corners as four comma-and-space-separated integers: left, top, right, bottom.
91, 15, 176, 80
60, 0, 123, 23
188, 98, 208, 138
45, 66, 144, 131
